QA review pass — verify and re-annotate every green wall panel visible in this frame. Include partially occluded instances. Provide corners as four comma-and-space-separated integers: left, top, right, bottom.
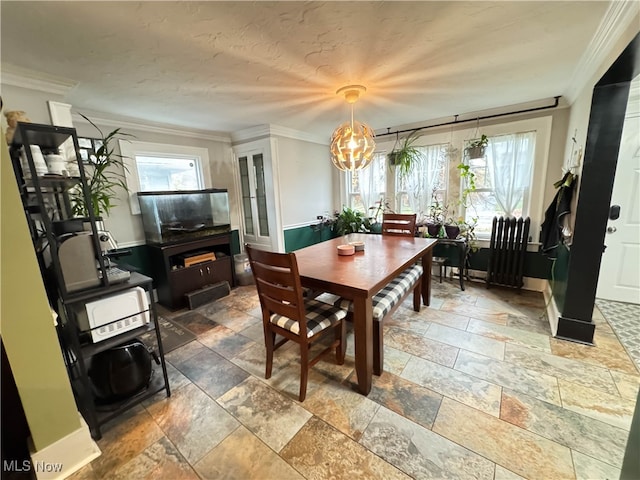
283, 227, 553, 280
434, 245, 552, 279
284, 225, 334, 252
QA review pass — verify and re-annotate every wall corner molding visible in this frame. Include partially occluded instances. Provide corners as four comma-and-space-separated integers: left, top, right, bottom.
72, 113, 231, 143
564, 1, 640, 104
231, 124, 328, 145
1, 64, 77, 96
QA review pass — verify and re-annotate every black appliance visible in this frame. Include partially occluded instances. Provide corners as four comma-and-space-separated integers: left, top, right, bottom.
88, 340, 158, 403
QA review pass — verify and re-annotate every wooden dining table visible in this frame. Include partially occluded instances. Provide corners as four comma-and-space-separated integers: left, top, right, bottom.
294, 233, 437, 395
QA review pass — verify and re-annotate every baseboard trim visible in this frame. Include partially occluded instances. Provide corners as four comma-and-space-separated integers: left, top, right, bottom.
543, 281, 560, 337
29, 415, 100, 480
462, 269, 546, 292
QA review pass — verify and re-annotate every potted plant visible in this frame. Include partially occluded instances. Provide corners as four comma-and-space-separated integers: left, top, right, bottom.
444, 219, 461, 239
70, 114, 134, 219
368, 197, 394, 224
332, 206, 372, 236
458, 216, 479, 251
388, 131, 424, 178
425, 194, 447, 238
464, 134, 489, 159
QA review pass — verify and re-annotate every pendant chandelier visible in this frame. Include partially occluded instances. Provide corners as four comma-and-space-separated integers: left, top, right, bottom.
330, 85, 376, 171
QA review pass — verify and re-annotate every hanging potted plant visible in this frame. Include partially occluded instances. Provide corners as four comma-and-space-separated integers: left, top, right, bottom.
388, 130, 424, 178
464, 134, 489, 159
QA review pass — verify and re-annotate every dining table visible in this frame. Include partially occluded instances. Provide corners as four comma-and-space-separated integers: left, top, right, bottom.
294, 233, 437, 395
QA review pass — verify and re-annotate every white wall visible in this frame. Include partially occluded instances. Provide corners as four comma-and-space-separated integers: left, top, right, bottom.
275, 135, 334, 227
73, 122, 235, 247
562, 20, 639, 234
1, 83, 237, 247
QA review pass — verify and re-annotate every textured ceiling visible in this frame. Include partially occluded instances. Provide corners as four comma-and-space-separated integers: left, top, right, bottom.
0, 1, 611, 138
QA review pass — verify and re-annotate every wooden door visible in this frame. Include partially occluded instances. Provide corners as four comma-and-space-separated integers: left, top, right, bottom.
597, 75, 640, 304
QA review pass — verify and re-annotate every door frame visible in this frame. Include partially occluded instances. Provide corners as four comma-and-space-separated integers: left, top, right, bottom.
557, 32, 640, 344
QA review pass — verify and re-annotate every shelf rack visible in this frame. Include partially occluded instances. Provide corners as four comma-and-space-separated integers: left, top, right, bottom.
10, 122, 171, 439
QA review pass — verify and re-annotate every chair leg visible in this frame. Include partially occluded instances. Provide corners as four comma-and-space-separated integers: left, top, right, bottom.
336, 320, 346, 365
264, 329, 275, 379
413, 279, 422, 312
373, 319, 383, 376
299, 343, 310, 402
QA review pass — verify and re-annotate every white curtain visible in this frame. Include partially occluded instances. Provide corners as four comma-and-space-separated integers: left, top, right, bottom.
396, 143, 446, 216
487, 132, 535, 216
348, 153, 386, 217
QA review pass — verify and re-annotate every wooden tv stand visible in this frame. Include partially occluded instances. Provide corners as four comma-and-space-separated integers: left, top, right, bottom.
148, 233, 234, 310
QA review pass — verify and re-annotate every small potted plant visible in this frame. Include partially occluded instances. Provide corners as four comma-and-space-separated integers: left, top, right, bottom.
464, 134, 489, 159
425, 194, 447, 238
331, 206, 372, 236
388, 131, 424, 178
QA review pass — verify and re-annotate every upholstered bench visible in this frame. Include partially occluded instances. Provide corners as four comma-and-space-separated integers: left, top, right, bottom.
334, 263, 423, 375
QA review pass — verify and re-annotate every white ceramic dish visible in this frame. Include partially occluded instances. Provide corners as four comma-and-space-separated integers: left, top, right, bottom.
349, 241, 365, 252
337, 244, 355, 256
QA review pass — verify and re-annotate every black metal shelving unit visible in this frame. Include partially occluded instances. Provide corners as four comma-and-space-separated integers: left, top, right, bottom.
10, 122, 171, 440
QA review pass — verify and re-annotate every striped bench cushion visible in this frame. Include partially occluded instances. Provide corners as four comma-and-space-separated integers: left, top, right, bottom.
270, 299, 347, 338
335, 264, 423, 320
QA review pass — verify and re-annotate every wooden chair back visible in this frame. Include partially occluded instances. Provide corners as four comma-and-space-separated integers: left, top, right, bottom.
381, 213, 417, 237
245, 245, 310, 338
245, 244, 347, 401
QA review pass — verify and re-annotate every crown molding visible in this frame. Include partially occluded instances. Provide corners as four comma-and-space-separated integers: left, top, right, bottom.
0, 63, 77, 96
564, 0, 640, 104
231, 124, 328, 145
72, 113, 231, 143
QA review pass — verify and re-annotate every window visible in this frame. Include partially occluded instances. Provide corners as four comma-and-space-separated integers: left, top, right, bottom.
347, 153, 387, 220
342, 116, 551, 243
463, 132, 536, 236
119, 140, 211, 214
135, 155, 202, 191
395, 143, 448, 217
345, 143, 448, 222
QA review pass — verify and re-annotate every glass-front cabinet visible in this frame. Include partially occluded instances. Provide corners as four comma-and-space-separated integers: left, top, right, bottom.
235, 141, 281, 251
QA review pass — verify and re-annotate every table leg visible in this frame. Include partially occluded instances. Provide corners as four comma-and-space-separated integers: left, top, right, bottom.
422, 251, 432, 306
352, 295, 373, 395
458, 243, 465, 291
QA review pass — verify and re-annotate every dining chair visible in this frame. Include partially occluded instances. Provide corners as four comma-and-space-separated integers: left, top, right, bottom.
374, 212, 422, 373
245, 244, 347, 401
381, 213, 417, 237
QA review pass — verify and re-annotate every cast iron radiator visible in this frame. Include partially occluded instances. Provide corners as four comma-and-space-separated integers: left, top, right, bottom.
486, 216, 530, 289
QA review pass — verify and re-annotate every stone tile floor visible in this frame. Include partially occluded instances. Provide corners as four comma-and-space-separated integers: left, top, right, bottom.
595, 299, 640, 372
69, 280, 639, 480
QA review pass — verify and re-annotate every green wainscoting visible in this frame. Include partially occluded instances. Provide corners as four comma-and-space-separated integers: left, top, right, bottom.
282, 226, 554, 280
284, 225, 334, 252
284, 226, 552, 279
435, 244, 553, 279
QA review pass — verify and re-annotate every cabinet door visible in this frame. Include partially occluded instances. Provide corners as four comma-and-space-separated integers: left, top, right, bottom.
167, 257, 233, 309
236, 143, 281, 251
168, 264, 213, 307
